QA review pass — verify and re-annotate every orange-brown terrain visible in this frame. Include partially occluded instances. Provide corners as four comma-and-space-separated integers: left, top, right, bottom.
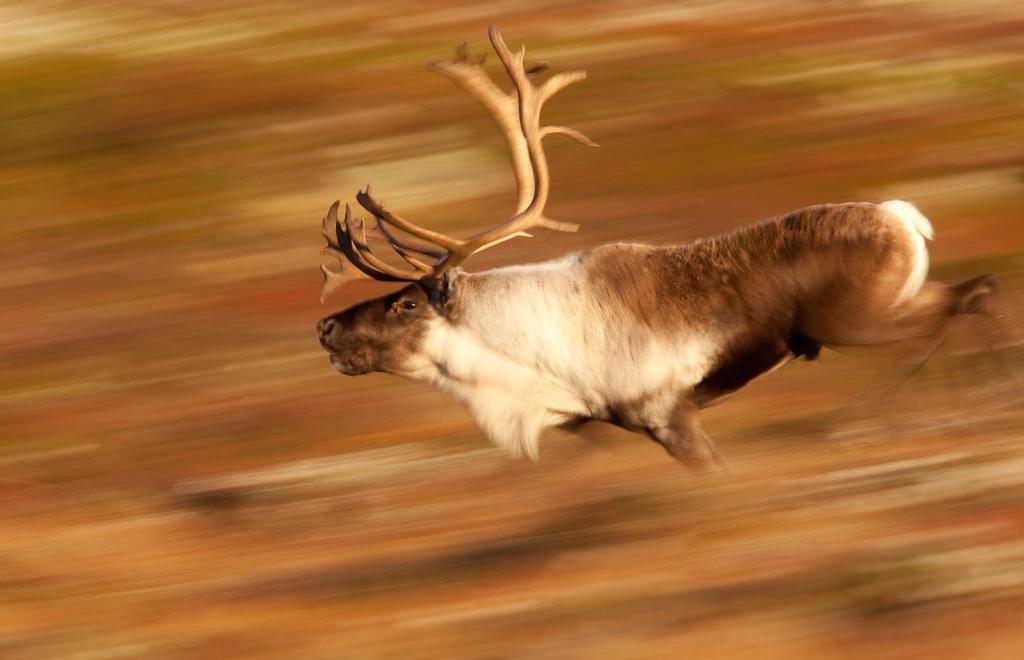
2, 1, 1023, 658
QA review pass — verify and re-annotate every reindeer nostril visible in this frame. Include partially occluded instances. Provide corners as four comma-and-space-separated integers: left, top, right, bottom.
318, 318, 339, 336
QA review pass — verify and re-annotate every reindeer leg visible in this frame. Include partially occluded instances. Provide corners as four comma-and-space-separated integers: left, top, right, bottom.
828, 323, 951, 440
975, 287, 1024, 394
824, 275, 1001, 438
648, 399, 725, 470
870, 325, 950, 401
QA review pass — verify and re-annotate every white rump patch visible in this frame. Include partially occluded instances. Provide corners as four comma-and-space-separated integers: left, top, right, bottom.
879, 199, 934, 240
879, 200, 933, 305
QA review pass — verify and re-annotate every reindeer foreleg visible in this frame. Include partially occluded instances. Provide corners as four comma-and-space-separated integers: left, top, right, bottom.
648, 399, 725, 470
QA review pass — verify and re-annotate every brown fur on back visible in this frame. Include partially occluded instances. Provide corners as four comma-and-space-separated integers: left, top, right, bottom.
584, 203, 912, 336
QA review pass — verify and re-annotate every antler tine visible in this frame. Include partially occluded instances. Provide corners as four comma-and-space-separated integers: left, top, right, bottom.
389, 242, 435, 273
369, 220, 444, 274
539, 70, 588, 105
541, 125, 599, 147
455, 41, 485, 65
344, 208, 425, 281
320, 200, 345, 251
370, 213, 447, 260
355, 187, 463, 252
320, 257, 389, 303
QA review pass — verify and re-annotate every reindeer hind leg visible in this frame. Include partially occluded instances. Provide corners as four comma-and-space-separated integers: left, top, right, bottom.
818, 275, 1002, 436
955, 278, 1024, 406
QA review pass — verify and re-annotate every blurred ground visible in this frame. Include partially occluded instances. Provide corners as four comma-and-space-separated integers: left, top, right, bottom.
2, 1, 1024, 658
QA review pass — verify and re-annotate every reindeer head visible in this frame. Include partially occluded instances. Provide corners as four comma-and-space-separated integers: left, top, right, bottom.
317, 282, 439, 376
316, 27, 594, 377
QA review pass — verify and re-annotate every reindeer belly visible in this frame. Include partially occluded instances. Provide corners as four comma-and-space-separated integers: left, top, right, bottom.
692, 329, 817, 407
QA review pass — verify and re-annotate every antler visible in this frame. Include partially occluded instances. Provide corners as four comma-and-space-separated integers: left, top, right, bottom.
320, 26, 595, 301
319, 201, 412, 302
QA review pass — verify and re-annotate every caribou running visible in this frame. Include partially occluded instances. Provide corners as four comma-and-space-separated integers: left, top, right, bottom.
316, 28, 997, 466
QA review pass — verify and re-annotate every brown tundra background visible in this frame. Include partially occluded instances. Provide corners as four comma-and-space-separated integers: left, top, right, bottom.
2, 1, 1024, 658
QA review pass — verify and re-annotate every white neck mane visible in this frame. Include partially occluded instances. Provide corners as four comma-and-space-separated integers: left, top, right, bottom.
404, 252, 721, 458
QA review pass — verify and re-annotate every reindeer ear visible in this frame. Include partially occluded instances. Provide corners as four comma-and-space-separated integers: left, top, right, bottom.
421, 271, 457, 308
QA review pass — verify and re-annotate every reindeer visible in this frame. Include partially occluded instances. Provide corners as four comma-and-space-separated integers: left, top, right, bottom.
316, 27, 998, 467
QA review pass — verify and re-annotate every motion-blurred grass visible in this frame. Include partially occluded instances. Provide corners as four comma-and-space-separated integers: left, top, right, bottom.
1, 1, 1023, 658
